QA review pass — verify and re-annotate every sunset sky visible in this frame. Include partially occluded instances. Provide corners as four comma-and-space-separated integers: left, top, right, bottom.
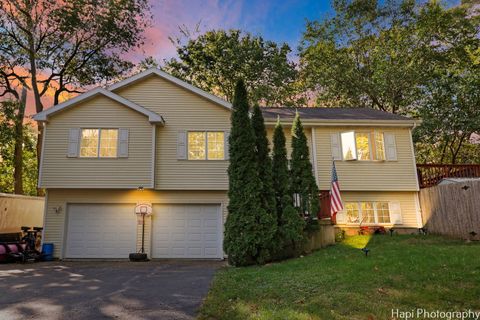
136, 0, 462, 61
21, 0, 463, 115
137, 0, 334, 61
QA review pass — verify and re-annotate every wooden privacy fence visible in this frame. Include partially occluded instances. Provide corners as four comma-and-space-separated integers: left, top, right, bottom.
0, 193, 44, 233
419, 180, 480, 239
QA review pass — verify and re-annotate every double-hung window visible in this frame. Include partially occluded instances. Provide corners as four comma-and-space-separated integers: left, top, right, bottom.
345, 201, 392, 224
340, 131, 388, 161
187, 131, 225, 160
355, 133, 371, 160
79, 128, 118, 158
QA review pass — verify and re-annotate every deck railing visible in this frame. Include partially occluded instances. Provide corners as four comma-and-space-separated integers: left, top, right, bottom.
416, 164, 480, 188
318, 191, 331, 220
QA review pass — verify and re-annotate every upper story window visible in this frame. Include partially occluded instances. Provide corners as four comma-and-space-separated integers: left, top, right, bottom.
339, 131, 390, 161
80, 129, 118, 158
187, 131, 225, 160
374, 132, 386, 160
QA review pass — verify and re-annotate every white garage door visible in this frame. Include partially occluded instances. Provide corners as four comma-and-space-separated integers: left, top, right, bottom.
152, 204, 222, 259
65, 204, 136, 258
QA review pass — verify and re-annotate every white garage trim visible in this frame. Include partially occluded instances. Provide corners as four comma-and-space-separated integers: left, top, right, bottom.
64, 203, 137, 259
151, 203, 223, 259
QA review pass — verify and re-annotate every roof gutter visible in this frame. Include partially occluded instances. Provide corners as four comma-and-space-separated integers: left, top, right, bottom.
264, 118, 419, 128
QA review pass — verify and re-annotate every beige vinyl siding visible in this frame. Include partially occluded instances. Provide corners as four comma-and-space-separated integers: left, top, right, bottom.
44, 189, 229, 258
314, 127, 418, 191
337, 191, 420, 228
114, 76, 230, 190
40, 96, 153, 188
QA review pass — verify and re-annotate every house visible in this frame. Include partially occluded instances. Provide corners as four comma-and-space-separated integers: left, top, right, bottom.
33, 68, 422, 259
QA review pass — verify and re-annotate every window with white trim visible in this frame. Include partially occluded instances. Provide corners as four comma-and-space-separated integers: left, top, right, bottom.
376, 202, 390, 223
345, 202, 360, 223
340, 131, 388, 161
361, 202, 375, 223
356, 133, 370, 160
80, 128, 118, 158
345, 201, 392, 224
187, 131, 225, 160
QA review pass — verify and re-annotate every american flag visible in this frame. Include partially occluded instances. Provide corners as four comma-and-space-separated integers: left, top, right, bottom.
330, 161, 344, 217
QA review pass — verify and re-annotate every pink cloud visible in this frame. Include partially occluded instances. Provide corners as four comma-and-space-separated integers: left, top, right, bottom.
131, 0, 255, 62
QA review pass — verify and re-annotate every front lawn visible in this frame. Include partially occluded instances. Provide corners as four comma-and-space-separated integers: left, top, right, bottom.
199, 235, 480, 320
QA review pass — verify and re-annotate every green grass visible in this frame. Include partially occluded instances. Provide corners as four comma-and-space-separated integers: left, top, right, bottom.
199, 235, 480, 320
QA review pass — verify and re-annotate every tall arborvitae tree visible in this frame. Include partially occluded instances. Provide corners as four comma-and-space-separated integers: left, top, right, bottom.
272, 118, 290, 217
272, 118, 305, 256
290, 112, 320, 220
224, 80, 276, 266
251, 104, 276, 217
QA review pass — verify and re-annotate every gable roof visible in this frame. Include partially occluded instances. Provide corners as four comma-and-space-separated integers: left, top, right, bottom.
33, 88, 165, 124
261, 107, 417, 126
108, 68, 232, 110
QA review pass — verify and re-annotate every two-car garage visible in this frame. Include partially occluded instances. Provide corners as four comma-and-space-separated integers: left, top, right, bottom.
64, 203, 223, 259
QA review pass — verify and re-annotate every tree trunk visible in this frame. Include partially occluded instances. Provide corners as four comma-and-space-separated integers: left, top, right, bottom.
30, 50, 45, 196
13, 87, 27, 194
451, 132, 469, 165
26, 13, 45, 196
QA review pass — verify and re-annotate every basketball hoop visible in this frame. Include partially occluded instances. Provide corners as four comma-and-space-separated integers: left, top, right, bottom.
129, 203, 152, 262
135, 203, 152, 216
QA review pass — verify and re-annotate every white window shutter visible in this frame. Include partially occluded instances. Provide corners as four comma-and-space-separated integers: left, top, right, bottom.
330, 133, 342, 160
335, 207, 347, 224
118, 128, 129, 158
177, 130, 187, 160
224, 131, 230, 160
67, 128, 80, 157
389, 201, 403, 225
340, 131, 357, 160
384, 133, 397, 161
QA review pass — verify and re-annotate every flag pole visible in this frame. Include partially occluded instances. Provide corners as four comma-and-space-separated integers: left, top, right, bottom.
329, 157, 343, 225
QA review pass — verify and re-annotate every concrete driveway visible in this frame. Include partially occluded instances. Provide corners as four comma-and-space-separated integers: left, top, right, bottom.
0, 260, 223, 320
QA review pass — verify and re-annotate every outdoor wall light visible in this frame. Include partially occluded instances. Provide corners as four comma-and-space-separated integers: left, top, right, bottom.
361, 247, 370, 257
53, 206, 62, 214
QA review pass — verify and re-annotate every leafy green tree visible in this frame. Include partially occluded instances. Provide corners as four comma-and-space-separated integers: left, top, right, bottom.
0, 0, 151, 189
413, 1, 480, 164
137, 56, 161, 72
299, 0, 423, 114
272, 119, 290, 217
300, 0, 480, 164
224, 80, 276, 266
271, 118, 305, 257
0, 101, 37, 196
164, 29, 299, 106
290, 112, 320, 219
251, 104, 276, 217
414, 70, 480, 164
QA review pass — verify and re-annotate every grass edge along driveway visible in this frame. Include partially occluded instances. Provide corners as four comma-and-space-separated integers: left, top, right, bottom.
199, 235, 480, 320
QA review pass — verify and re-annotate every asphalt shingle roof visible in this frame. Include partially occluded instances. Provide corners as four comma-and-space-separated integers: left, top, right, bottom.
261, 107, 412, 121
